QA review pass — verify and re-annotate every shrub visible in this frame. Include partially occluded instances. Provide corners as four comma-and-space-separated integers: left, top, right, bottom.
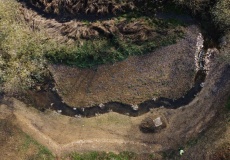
0, 0, 49, 93
212, 0, 230, 32
0, 0, 184, 94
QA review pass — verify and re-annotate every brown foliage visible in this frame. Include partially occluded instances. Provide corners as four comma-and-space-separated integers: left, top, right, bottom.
28, 0, 135, 15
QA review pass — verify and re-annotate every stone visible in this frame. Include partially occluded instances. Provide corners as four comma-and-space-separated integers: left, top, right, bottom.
153, 117, 163, 127
99, 103, 105, 108
200, 82, 205, 88
131, 104, 138, 110
179, 149, 185, 156
139, 116, 166, 133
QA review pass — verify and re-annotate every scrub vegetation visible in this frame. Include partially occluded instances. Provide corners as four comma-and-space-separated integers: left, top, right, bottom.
0, 1, 230, 159
0, 0, 183, 94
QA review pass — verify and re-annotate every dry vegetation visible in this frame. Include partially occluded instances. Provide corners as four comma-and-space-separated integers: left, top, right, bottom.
0, 0, 230, 160
25, 0, 164, 15
0, 0, 183, 94
28, 0, 135, 15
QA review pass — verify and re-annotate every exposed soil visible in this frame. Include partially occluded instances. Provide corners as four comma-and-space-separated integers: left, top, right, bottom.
48, 25, 199, 107
1, 60, 229, 159
1, 1, 230, 159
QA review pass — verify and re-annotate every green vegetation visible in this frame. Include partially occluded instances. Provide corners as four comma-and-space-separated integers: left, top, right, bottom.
0, 0, 185, 93
0, 0, 228, 96
0, 0, 49, 93
212, 0, 230, 31
21, 134, 54, 160
65, 151, 159, 160
0, 119, 54, 160
69, 151, 136, 160
46, 28, 183, 68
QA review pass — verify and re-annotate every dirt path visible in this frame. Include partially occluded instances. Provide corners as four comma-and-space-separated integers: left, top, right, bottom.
1, 61, 229, 157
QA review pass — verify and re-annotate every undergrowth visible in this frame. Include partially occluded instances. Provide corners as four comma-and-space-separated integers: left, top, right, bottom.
65, 151, 159, 160
0, 0, 185, 93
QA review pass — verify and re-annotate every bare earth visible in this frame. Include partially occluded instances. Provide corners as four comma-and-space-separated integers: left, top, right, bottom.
49, 25, 199, 107
1, 59, 230, 159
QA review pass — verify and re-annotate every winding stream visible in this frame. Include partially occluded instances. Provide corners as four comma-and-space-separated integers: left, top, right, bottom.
15, 32, 214, 118
44, 72, 205, 118
30, 33, 211, 118
32, 41, 208, 118
41, 68, 205, 118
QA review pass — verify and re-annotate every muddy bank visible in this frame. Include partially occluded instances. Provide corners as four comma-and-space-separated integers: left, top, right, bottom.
1, 61, 229, 156
21, 69, 205, 118
49, 25, 200, 107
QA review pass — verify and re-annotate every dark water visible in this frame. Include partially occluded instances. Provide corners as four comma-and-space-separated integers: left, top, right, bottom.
33, 69, 206, 118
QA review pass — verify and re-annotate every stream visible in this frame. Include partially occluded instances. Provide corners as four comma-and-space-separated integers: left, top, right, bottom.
27, 33, 211, 118
38, 68, 205, 118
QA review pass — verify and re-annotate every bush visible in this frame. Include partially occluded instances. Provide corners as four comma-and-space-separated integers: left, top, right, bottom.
212, 0, 230, 31
0, 0, 50, 93
0, 0, 184, 94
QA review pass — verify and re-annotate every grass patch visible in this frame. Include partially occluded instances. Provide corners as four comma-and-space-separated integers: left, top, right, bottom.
68, 151, 137, 160
65, 151, 162, 160
0, 119, 54, 160
20, 134, 55, 160
46, 14, 185, 68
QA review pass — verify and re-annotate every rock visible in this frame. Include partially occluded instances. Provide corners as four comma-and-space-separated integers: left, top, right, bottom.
200, 82, 205, 88
75, 114, 81, 118
99, 103, 105, 108
153, 117, 163, 127
131, 104, 138, 110
179, 149, 185, 156
139, 116, 166, 133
